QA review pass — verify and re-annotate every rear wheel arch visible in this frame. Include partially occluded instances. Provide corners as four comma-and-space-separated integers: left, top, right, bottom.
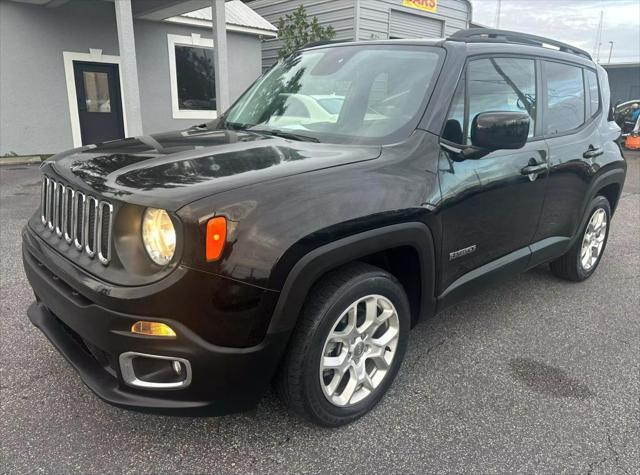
587, 167, 625, 215
266, 222, 437, 336
597, 182, 622, 212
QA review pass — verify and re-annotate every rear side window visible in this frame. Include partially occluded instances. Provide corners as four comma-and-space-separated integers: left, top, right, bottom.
544, 61, 585, 134
442, 57, 537, 145
584, 69, 600, 118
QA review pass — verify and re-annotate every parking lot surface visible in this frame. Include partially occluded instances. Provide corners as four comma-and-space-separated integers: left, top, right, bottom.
1, 153, 638, 474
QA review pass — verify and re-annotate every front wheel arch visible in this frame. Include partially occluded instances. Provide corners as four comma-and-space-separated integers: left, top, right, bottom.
266, 222, 437, 336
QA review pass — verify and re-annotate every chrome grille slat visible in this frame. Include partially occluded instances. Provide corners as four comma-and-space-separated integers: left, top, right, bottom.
40, 175, 113, 265
84, 196, 98, 257
74, 191, 85, 250
63, 187, 74, 243
55, 183, 64, 237
47, 180, 55, 230
41, 177, 48, 225
97, 202, 113, 264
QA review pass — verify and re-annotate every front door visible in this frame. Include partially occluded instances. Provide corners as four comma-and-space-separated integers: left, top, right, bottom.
437, 56, 548, 294
73, 61, 124, 145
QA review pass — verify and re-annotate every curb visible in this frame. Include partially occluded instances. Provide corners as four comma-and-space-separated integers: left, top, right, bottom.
0, 156, 43, 166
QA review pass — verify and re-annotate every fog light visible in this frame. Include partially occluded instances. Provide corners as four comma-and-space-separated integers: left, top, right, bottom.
119, 352, 192, 390
131, 321, 176, 337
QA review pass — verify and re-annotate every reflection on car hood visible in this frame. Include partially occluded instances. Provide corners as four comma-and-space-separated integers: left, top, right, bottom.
43, 128, 381, 210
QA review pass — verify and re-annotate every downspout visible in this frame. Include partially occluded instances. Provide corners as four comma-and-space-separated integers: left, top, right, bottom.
354, 0, 361, 41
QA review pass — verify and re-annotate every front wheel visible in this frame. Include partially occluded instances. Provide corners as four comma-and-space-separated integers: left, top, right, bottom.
276, 263, 410, 426
550, 195, 611, 281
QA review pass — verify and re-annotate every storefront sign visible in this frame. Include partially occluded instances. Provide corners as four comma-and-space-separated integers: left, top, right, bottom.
402, 0, 438, 13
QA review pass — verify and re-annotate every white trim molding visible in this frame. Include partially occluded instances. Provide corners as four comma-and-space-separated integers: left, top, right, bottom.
62, 50, 129, 147
167, 33, 217, 120
164, 16, 278, 38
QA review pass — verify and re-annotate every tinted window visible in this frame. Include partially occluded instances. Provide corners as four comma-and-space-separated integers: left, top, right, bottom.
585, 69, 600, 117
443, 58, 536, 145
175, 45, 216, 111
544, 62, 585, 134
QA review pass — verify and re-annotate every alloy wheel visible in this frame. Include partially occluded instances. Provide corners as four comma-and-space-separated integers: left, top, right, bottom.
580, 208, 607, 271
319, 294, 400, 407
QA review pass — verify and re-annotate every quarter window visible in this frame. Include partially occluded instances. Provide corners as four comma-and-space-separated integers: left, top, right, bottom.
442, 57, 537, 145
584, 69, 600, 118
544, 61, 585, 134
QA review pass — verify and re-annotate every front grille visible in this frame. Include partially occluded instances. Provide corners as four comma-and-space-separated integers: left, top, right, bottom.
41, 176, 113, 265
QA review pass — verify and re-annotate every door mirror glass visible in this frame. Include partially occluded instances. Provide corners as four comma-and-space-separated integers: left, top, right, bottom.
470, 111, 530, 151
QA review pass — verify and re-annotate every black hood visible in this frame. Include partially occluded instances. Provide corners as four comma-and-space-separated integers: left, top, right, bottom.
43, 127, 381, 211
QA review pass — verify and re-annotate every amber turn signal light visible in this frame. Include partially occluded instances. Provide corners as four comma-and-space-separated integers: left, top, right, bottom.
206, 216, 227, 261
131, 321, 177, 337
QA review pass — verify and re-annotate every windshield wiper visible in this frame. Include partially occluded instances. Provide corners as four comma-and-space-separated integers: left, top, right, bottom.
248, 128, 320, 143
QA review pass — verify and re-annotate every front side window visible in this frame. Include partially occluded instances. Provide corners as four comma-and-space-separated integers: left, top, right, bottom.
168, 34, 216, 119
442, 57, 537, 145
544, 61, 585, 134
221, 45, 444, 144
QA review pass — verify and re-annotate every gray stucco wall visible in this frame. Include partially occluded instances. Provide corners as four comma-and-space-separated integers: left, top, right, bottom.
0, 0, 263, 155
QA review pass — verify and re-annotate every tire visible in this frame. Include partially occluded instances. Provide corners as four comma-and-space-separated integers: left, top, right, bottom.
550, 195, 611, 281
276, 262, 410, 427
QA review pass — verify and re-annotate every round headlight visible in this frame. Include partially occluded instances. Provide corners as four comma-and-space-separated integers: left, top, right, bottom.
142, 208, 176, 266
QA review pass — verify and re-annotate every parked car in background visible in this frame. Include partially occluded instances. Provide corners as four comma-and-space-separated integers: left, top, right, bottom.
23, 29, 625, 427
613, 100, 640, 149
613, 99, 640, 135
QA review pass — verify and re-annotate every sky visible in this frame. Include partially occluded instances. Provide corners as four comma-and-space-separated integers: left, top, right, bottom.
469, 0, 640, 64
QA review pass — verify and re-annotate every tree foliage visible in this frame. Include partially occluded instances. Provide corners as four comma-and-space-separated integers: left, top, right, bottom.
276, 5, 336, 59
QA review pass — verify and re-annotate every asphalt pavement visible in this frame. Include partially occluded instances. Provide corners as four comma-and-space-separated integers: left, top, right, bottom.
1, 153, 639, 474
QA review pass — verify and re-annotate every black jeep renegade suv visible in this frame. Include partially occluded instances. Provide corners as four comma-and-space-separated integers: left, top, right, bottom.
23, 29, 626, 426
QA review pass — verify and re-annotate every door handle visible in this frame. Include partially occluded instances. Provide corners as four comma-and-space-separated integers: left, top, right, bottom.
583, 146, 603, 159
521, 163, 547, 175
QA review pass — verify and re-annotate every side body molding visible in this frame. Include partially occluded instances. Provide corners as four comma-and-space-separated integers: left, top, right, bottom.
267, 222, 437, 334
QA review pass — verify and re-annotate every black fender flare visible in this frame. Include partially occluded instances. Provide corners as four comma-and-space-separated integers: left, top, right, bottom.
587, 167, 626, 213
569, 167, 626, 248
266, 222, 436, 335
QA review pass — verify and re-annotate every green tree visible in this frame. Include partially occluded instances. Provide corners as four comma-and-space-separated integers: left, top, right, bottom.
276, 5, 336, 59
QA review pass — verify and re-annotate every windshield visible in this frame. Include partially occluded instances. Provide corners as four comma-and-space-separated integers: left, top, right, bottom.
219, 45, 444, 144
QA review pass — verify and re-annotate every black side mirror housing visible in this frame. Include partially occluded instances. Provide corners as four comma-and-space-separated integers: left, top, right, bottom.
470, 111, 530, 151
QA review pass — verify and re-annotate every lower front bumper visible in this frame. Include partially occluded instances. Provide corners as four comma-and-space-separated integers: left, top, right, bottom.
23, 243, 289, 415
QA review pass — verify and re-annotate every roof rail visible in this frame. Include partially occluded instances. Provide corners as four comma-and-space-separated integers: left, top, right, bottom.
449, 28, 592, 60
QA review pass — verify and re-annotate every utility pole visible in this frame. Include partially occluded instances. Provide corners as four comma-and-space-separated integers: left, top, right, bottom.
495, 0, 502, 28
607, 41, 614, 63
593, 10, 604, 62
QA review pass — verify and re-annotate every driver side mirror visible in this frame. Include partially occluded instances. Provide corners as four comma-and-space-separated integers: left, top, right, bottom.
471, 111, 530, 151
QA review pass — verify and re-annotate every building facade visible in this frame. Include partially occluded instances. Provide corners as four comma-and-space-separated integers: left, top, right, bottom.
249, 0, 472, 69
0, 0, 276, 156
602, 63, 640, 105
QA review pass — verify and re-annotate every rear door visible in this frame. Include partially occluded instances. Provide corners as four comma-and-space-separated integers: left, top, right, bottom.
437, 55, 549, 293
532, 61, 602, 249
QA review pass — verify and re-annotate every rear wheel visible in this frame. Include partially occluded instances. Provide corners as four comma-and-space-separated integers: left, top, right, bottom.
276, 263, 410, 426
550, 195, 611, 281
